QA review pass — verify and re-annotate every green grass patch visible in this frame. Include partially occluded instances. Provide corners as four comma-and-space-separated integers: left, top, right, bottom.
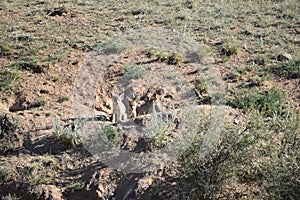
0, 162, 18, 182
144, 48, 184, 65
0, 69, 20, 91
228, 87, 286, 116
102, 125, 120, 145
64, 180, 86, 195
58, 96, 70, 103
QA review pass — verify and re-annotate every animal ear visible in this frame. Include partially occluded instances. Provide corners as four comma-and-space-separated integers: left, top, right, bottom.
152, 93, 158, 100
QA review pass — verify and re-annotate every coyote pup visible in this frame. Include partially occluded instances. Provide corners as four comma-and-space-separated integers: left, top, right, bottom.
134, 94, 162, 116
112, 93, 127, 122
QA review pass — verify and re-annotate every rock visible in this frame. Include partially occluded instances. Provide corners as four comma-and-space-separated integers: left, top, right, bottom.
9, 97, 29, 112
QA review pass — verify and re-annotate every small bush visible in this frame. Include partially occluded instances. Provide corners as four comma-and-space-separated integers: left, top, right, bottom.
180, 108, 300, 199
0, 162, 18, 182
0, 40, 14, 56
102, 125, 120, 145
221, 38, 239, 56
228, 87, 286, 116
144, 107, 176, 149
180, 121, 262, 199
31, 100, 47, 108
26, 162, 50, 186
97, 40, 125, 55
262, 112, 300, 199
124, 65, 146, 79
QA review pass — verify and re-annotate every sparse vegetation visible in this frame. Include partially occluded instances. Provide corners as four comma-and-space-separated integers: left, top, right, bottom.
180, 109, 300, 199
272, 57, 300, 79
52, 117, 83, 146
0, 162, 18, 182
220, 38, 239, 56
58, 96, 70, 103
98, 40, 125, 55
228, 87, 286, 116
64, 180, 85, 195
0, 0, 299, 199
124, 65, 146, 80
144, 106, 176, 149
102, 125, 120, 145
144, 48, 184, 65
0, 69, 20, 92
31, 100, 47, 108
26, 163, 50, 185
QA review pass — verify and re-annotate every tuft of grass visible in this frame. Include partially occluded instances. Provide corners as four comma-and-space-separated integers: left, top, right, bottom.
144, 48, 184, 65
64, 180, 86, 195
31, 100, 47, 108
167, 52, 184, 65
58, 96, 70, 103
194, 79, 211, 104
97, 40, 125, 55
198, 45, 213, 61
0, 69, 20, 92
144, 106, 176, 149
0, 162, 18, 182
219, 37, 239, 62
124, 65, 146, 80
0, 40, 14, 56
272, 57, 300, 79
26, 162, 50, 186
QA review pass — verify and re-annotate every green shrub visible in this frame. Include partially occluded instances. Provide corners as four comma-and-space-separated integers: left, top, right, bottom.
124, 65, 146, 79
64, 180, 85, 195
102, 125, 120, 145
0, 162, 18, 182
228, 87, 285, 116
97, 40, 125, 55
221, 38, 239, 56
180, 121, 262, 199
180, 109, 300, 199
